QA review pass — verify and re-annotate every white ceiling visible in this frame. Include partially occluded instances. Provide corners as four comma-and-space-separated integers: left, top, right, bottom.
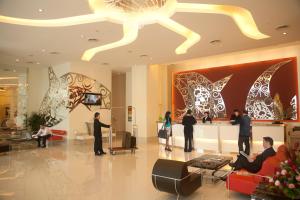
0, 0, 300, 72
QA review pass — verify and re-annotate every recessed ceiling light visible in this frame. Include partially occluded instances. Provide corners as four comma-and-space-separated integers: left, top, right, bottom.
13, 69, 16, 72
41, 49, 46, 52
38, 8, 44, 13
49, 51, 60, 55
283, 32, 287, 35
36, 62, 40, 65
15, 58, 20, 62
80, 34, 85, 38
88, 38, 99, 42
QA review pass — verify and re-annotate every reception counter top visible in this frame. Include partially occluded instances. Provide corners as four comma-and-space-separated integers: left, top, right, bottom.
157, 122, 285, 153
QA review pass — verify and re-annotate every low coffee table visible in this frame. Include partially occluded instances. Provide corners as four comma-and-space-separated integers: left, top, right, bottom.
187, 154, 233, 182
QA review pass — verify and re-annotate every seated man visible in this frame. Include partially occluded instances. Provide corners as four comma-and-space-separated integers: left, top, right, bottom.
229, 137, 276, 173
32, 125, 52, 148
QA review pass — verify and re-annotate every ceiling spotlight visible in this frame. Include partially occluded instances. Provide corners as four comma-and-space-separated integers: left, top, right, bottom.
49, 51, 60, 55
276, 25, 289, 30
15, 58, 20, 62
38, 8, 44, 13
283, 32, 287, 35
140, 54, 148, 58
36, 62, 40, 65
80, 34, 85, 38
41, 49, 46, 52
88, 38, 99, 42
210, 39, 222, 45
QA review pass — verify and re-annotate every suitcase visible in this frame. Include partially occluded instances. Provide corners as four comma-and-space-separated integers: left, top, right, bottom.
122, 132, 132, 148
130, 136, 136, 148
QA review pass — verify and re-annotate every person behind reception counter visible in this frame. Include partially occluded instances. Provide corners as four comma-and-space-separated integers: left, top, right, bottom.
230, 109, 241, 125
238, 110, 252, 155
163, 111, 172, 152
182, 109, 197, 152
202, 111, 212, 124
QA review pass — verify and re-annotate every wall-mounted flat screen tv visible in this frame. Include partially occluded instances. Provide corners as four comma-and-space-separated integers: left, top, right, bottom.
83, 93, 102, 105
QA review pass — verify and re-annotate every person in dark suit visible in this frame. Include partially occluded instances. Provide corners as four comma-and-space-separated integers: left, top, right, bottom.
94, 112, 110, 156
202, 111, 212, 123
182, 109, 197, 152
230, 109, 241, 125
229, 137, 276, 173
237, 110, 252, 155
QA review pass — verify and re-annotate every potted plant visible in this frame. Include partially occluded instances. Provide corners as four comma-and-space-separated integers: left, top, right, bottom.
27, 112, 46, 132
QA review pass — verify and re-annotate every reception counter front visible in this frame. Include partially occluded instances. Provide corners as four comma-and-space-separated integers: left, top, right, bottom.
157, 122, 285, 153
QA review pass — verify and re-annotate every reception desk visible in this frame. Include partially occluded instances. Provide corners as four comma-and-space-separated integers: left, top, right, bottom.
157, 122, 285, 153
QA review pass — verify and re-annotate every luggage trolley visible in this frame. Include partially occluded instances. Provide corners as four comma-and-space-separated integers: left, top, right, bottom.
108, 128, 137, 155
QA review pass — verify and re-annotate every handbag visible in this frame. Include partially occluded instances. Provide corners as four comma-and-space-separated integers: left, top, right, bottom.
158, 125, 167, 139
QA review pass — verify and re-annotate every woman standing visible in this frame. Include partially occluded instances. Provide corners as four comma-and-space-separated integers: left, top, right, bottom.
163, 111, 172, 151
182, 109, 197, 152
94, 112, 110, 156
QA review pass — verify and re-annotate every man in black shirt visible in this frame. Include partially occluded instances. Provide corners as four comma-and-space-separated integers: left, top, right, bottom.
182, 109, 197, 152
94, 112, 110, 156
229, 137, 276, 173
202, 111, 212, 123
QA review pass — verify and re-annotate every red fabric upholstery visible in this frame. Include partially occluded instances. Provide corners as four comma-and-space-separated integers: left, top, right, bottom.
49, 129, 67, 141
226, 145, 289, 195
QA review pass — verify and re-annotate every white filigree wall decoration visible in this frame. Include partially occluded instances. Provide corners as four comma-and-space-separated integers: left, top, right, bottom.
174, 72, 232, 119
39, 67, 111, 127
290, 95, 298, 120
245, 60, 291, 120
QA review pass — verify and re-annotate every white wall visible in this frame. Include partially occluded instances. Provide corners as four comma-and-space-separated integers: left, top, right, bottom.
131, 65, 148, 138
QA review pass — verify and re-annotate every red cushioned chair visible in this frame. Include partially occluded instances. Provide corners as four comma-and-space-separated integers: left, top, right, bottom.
226, 145, 289, 195
49, 129, 67, 141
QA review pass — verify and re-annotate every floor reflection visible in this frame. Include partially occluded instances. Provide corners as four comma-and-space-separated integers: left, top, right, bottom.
0, 140, 248, 200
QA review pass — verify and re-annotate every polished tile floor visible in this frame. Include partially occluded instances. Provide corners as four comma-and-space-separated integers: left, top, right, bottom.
0, 139, 249, 200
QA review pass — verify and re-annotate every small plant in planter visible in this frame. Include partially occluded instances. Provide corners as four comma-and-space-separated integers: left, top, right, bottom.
27, 112, 46, 132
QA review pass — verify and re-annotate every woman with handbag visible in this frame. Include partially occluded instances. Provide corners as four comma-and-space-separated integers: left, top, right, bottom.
163, 111, 172, 152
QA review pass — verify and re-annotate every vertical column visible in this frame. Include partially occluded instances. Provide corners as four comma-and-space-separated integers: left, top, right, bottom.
131, 65, 148, 138
16, 73, 27, 127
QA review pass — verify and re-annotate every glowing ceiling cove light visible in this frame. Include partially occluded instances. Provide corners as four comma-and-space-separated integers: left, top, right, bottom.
0, 0, 269, 61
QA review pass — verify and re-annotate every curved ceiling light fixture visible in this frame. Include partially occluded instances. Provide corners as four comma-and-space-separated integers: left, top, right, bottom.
0, 0, 269, 61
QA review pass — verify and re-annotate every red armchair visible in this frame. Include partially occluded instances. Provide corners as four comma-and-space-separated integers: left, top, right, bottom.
226, 145, 289, 195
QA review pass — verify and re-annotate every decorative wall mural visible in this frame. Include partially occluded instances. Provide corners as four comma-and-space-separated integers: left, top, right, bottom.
39, 67, 111, 127
172, 57, 298, 121
290, 95, 298, 120
174, 72, 232, 119
245, 60, 291, 120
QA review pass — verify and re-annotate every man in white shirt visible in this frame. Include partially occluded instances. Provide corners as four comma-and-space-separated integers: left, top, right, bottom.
32, 125, 51, 148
